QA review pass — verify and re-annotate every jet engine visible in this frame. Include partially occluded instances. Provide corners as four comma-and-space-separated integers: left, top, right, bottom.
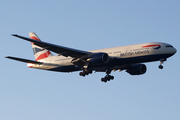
126, 64, 147, 75
88, 53, 109, 65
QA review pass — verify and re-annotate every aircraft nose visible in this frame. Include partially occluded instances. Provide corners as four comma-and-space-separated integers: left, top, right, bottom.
173, 47, 177, 54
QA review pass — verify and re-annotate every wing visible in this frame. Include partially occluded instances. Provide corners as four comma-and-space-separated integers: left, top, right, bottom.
12, 34, 91, 58
6, 56, 43, 64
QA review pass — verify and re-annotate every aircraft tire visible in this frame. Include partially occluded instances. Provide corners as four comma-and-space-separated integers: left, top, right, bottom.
101, 78, 107, 83
110, 76, 114, 80
79, 72, 83, 76
159, 65, 163, 69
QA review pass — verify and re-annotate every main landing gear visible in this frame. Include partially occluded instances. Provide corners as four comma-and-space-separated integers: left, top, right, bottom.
101, 75, 114, 83
79, 69, 92, 77
158, 58, 166, 69
101, 69, 114, 83
79, 69, 114, 83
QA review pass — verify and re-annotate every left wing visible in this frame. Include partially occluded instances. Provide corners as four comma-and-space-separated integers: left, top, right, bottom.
5, 56, 43, 64
12, 34, 91, 58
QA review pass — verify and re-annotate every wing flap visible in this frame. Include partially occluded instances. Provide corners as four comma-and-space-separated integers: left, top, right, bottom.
12, 34, 91, 58
5, 56, 43, 64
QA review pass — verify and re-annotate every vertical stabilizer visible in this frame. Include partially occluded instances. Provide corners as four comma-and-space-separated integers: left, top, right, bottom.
29, 32, 52, 61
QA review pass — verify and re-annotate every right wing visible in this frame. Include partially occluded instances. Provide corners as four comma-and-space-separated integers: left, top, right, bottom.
12, 34, 91, 58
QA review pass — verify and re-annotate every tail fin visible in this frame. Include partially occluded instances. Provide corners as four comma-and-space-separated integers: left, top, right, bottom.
29, 32, 52, 61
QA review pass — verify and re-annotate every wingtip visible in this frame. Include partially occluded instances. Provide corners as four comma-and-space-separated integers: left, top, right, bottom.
11, 34, 18, 37
5, 56, 11, 59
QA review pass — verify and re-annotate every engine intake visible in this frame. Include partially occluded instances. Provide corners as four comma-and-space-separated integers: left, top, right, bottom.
126, 64, 147, 75
88, 53, 109, 65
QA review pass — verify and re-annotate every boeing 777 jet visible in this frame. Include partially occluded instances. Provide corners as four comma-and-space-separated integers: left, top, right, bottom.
6, 32, 177, 82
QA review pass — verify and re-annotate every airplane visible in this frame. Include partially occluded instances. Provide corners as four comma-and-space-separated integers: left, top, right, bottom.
6, 32, 177, 82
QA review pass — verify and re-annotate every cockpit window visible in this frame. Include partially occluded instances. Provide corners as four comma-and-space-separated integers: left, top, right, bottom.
166, 45, 173, 48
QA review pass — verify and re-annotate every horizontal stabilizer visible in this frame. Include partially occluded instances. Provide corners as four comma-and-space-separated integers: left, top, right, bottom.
5, 56, 43, 64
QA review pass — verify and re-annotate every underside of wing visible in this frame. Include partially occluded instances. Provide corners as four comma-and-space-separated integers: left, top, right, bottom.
12, 34, 91, 58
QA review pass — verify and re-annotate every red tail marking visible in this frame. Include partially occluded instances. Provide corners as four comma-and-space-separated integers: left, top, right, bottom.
30, 36, 41, 45
36, 51, 51, 61
30, 36, 40, 41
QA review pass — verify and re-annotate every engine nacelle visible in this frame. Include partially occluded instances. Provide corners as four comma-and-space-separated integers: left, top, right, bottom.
88, 53, 109, 65
126, 64, 147, 75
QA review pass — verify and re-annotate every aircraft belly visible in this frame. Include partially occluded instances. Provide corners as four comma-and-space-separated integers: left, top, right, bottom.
48, 65, 81, 72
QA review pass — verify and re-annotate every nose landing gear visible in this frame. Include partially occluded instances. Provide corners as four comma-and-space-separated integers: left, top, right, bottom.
158, 58, 166, 69
159, 65, 163, 69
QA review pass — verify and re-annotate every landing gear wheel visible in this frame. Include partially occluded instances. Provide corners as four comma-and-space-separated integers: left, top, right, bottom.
101, 78, 107, 83
110, 75, 114, 80
79, 72, 85, 77
105, 76, 110, 81
159, 65, 163, 69
79, 69, 93, 77
101, 69, 114, 82
159, 58, 166, 70
101, 75, 114, 82
79, 72, 83, 76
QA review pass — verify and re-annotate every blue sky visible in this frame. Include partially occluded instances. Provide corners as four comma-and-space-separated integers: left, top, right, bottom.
0, 0, 180, 120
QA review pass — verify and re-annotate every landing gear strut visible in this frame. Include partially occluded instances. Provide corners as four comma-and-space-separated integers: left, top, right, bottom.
101, 69, 114, 83
158, 58, 166, 69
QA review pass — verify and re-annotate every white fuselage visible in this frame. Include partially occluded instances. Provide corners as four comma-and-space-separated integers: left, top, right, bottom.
28, 42, 176, 72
